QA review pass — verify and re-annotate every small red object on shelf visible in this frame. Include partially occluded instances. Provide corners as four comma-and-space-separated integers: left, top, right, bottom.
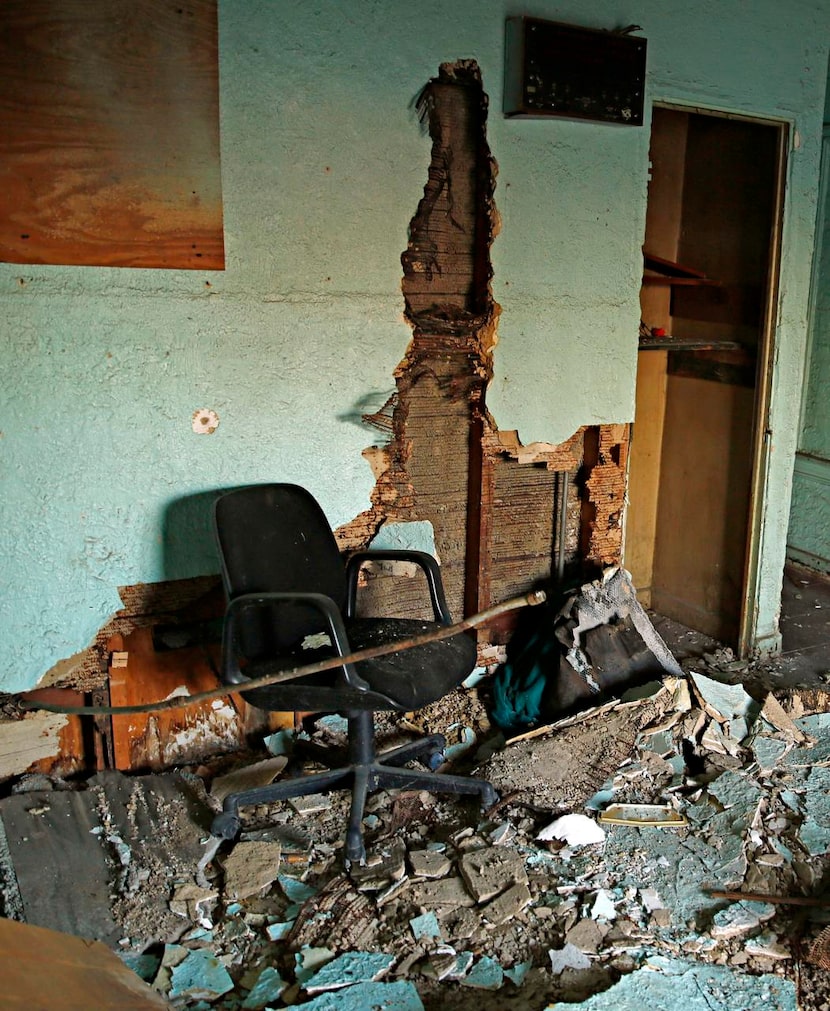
652, 327, 666, 337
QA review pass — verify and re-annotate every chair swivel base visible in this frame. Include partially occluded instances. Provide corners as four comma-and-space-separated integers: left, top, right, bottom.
210, 731, 497, 865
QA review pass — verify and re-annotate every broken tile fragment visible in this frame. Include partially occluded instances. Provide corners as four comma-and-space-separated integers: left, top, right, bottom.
300, 980, 424, 1010
241, 966, 287, 1008
317, 714, 350, 734
565, 918, 603, 954
408, 849, 451, 879
278, 874, 317, 904
480, 881, 531, 925
689, 671, 758, 727
265, 920, 294, 941
423, 946, 460, 980
410, 911, 441, 940
263, 730, 293, 756
169, 949, 234, 1001
459, 955, 504, 989
752, 735, 789, 773
744, 932, 791, 960
537, 813, 605, 847
222, 841, 282, 900
169, 882, 218, 922
443, 950, 474, 980
710, 900, 776, 940
458, 846, 528, 902
152, 943, 189, 994
504, 959, 532, 986
639, 887, 664, 913
303, 951, 394, 993
119, 950, 161, 983
412, 875, 475, 908
590, 889, 617, 920
349, 839, 406, 889
548, 942, 591, 974
760, 695, 807, 744
295, 946, 335, 986
289, 793, 332, 816
487, 821, 513, 845
800, 766, 830, 855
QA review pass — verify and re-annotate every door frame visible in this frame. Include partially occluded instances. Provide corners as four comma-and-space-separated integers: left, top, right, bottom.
638, 102, 789, 656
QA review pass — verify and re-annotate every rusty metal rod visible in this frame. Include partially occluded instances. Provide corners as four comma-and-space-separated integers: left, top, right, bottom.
18, 590, 546, 717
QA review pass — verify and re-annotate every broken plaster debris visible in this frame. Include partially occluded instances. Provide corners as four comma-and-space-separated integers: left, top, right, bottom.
6, 650, 830, 1008
221, 840, 282, 900
569, 954, 796, 1010
537, 813, 606, 847
303, 950, 394, 993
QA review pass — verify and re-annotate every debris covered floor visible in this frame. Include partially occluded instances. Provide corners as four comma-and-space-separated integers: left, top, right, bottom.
3, 637, 830, 1010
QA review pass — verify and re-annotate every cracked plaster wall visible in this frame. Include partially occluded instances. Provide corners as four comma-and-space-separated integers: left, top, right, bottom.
1, 0, 828, 691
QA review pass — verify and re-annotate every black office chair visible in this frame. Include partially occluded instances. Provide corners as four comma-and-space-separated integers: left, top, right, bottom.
209, 483, 497, 864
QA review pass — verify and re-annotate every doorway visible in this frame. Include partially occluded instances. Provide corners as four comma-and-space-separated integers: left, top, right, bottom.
625, 105, 787, 652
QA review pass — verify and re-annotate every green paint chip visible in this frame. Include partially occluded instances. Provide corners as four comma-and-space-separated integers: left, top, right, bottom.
304, 951, 395, 993
241, 966, 287, 1008
169, 949, 234, 1000
301, 980, 424, 1010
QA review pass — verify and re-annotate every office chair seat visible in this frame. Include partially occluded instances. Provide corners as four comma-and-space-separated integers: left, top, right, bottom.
209, 483, 496, 864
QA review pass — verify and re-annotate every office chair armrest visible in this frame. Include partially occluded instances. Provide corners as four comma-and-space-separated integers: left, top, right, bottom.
345, 550, 452, 624
221, 591, 370, 691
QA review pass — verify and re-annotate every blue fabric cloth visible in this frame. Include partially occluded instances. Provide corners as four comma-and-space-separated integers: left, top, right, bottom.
491, 629, 559, 733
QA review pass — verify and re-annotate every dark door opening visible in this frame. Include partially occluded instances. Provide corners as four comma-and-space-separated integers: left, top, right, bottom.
626, 105, 786, 650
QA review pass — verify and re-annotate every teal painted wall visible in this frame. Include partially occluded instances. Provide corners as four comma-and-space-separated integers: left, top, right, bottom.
789, 84, 830, 574
2, 1, 828, 690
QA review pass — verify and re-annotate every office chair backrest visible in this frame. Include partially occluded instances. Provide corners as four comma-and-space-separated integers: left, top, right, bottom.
214, 484, 347, 657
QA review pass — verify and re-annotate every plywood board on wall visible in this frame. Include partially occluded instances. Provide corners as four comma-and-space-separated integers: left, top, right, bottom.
0, 0, 223, 269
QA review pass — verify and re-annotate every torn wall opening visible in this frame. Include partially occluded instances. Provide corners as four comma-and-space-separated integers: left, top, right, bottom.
339, 59, 629, 654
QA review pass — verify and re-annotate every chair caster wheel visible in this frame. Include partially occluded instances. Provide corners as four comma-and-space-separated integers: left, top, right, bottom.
211, 813, 241, 840
345, 830, 366, 866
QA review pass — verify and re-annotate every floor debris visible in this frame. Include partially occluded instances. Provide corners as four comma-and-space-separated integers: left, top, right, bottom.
4, 645, 830, 1008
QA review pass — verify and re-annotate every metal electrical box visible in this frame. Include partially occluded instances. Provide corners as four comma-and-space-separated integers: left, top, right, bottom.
504, 17, 647, 125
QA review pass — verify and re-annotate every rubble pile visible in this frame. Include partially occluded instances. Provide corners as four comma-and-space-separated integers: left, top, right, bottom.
3, 658, 830, 1009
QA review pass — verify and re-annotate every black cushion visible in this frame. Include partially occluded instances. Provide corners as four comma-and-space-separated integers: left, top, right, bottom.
235, 619, 475, 713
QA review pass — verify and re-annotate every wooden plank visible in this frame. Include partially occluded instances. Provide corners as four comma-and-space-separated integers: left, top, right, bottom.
642, 275, 721, 286
0, 918, 171, 1010
0, 710, 71, 781
109, 626, 243, 770
0, 0, 223, 269
643, 251, 709, 278
25, 688, 88, 778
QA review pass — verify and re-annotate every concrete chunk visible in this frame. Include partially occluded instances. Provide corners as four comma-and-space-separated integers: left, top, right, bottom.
222, 841, 282, 900
408, 849, 451, 879
480, 881, 531, 926
458, 847, 527, 903
412, 875, 476, 908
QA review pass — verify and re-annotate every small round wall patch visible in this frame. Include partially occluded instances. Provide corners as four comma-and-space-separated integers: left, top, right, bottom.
192, 408, 219, 434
